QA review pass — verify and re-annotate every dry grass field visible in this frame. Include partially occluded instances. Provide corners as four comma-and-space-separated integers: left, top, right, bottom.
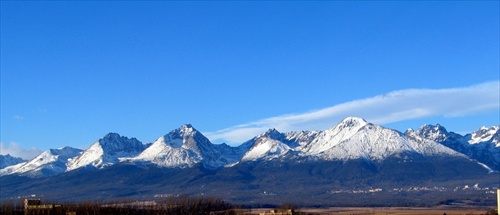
298, 207, 496, 215
246, 207, 497, 215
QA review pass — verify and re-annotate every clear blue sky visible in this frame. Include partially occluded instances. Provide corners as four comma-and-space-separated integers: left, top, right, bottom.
1, 1, 499, 159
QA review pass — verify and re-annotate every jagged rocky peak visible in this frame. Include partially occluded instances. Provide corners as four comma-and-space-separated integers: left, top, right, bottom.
303, 117, 371, 155
101, 132, 136, 143
132, 123, 227, 168
165, 123, 200, 138
3, 118, 500, 178
179, 123, 196, 134
98, 132, 144, 153
7, 146, 84, 177
414, 124, 450, 142
160, 123, 210, 149
48, 146, 82, 156
405, 128, 415, 134
260, 128, 284, 139
65, 133, 145, 171
469, 125, 500, 145
0, 154, 26, 169
242, 139, 291, 161
493, 131, 500, 146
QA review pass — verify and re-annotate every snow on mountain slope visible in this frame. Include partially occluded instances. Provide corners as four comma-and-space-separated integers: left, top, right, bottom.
414, 124, 500, 171
7, 147, 82, 177
236, 117, 468, 163
130, 134, 201, 168
130, 124, 232, 168
0, 154, 25, 169
404, 130, 465, 157
66, 133, 144, 171
241, 129, 292, 161
303, 117, 369, 155
412, 124, 453, 142
213, 142, 247, 165
0, 162, 26, 176
312, 123, 413, 161
285, 130, 320, 149
2, 117, 497, 178
469, 126, 499, 146
294, 118, 465, 162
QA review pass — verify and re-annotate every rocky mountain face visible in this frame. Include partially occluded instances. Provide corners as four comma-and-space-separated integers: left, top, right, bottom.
66, 133, 144, 171
0, 154, 27, 175
0, 154, 25, 169
127, 124, 239, 168
2, 117, 499, 175
412, 124, 499, 171
0, 147, 82, 177
1, 117, 498, 205
234, 117, 470, 164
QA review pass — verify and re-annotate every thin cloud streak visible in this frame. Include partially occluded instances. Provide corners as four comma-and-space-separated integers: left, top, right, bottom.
205, 81, 500, 144
0, 142, 43, 160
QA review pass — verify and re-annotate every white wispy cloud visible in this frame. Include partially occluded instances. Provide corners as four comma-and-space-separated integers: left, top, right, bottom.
205, 81, 500, 144
0, 142, 43, 160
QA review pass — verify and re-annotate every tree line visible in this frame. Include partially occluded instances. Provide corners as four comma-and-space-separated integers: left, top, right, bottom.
0, 195, 236, 215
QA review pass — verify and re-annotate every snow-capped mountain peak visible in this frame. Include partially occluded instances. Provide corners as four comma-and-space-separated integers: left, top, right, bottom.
180, 123, 195, 131
66, 133, 144, 171
97, 132, 144, 154
404, 129, 464, 157
130, 124, 229, 168
414, 124, 450, 142
130, 136, 202, 168
2, 117, 498, 178
469, 125, 499, 145
301, 119, 465, 162
312, 123, 404, 161
303, 117, 369, 154
177, 123, 196, 136
9, 147, 82, 177
411, 124, 500, 171
157, 123, 206, 149
240, 128, 293, 161
254, 128, 288, 142
337, 117, 368, 128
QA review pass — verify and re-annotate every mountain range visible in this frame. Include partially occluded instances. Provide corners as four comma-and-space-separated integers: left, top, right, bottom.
1, 117, 499, 206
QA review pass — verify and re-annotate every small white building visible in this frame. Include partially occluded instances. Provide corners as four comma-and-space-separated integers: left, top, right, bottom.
259, 209, 293, 215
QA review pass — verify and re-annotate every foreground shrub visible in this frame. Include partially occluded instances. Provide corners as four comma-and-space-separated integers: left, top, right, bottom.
0, 195, 235, 215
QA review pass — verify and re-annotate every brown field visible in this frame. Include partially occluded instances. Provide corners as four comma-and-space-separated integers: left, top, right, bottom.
246, 207, 497, 215
303, 207, 496, 215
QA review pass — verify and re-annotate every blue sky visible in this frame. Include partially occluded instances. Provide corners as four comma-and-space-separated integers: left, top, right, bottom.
1, 1, 499, 159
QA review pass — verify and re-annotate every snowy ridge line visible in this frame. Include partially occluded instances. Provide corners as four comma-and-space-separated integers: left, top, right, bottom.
1, 117, 498, 177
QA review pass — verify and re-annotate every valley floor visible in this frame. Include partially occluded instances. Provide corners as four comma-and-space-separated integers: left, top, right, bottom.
309, 207, 495, 215
249, 207, 497, 215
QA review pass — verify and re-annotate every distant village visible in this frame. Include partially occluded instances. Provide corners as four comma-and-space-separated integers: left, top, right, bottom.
329, 184, 499, 194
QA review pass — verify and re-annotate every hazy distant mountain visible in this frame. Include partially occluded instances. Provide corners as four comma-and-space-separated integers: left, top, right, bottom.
1, 117, 498, 205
